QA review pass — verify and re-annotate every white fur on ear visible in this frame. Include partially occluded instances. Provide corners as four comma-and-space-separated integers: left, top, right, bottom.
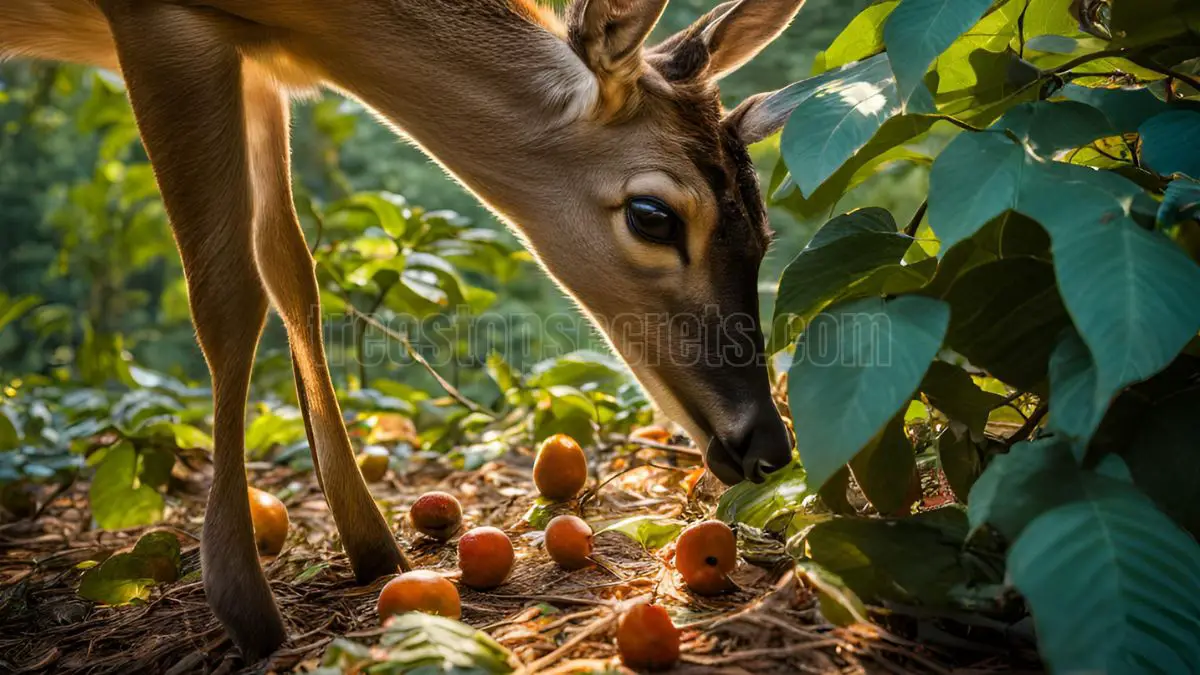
725, 87, 802, 145
701, 0, 807, 79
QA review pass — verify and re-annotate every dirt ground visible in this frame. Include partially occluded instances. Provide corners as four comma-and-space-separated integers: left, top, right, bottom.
0, 442, 1041, 674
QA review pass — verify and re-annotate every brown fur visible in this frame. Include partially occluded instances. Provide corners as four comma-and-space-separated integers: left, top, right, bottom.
0, 0, 806, 660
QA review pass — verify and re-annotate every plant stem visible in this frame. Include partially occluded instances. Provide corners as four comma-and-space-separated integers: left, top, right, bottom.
904, 200, 928, 237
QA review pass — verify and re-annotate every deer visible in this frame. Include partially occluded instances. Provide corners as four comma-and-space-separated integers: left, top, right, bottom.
2, 0, 811, 659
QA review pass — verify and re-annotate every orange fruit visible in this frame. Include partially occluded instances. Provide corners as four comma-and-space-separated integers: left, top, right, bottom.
544, 515, 593, 570
357, 446, 391, 483
675, 520, 736, 595
248, 487, 289, 556
409, 491, 463, 541
533, 434, 588, 501
377, 570, 461, 622
457, 526, 514, 590
630, 425, 672, 444
617, 602, 680, 670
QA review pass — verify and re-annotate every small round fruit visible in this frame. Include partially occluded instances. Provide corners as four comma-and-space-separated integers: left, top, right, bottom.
457, 526, 514, 590
533, 434, 587, 501
357, 446, 391, 483
544, 515, 593, 570
675, 520, 737, 595
630, 425, 671, 444
409, 491, 463, 541
377, 570, 462, 622
617, 602, 681, 671
248, 487, 289, 556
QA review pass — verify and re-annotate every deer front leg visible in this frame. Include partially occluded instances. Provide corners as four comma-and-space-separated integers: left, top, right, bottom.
98, 2, 285, 659
244, 63, 410, 582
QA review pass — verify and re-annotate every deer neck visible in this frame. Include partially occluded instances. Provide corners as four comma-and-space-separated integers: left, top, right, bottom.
296, 1, 598, 221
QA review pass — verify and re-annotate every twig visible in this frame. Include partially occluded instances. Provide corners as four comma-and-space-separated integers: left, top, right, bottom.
608, 433, 703, 458
1139, 58, 1200, 93
519, 613, 615, 674
30, 471, 78, 520
347, 306, 492, 417
1046, 48, 1130, 75
903, 201, 928, 237
1005, 403, 1047, 447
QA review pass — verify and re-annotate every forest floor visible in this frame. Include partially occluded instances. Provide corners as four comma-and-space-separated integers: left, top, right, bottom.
0, 441, 1042, 674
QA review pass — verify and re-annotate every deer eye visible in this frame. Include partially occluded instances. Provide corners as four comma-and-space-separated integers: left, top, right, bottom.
625, 197, 682, 245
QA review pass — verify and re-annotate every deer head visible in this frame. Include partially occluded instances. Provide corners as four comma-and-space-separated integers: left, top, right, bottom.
321, 0, 809, 485
487, 0, 807, 485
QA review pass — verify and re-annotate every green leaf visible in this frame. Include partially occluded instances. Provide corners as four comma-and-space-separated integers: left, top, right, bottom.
1009, 486, 1200, 674
716, 460, 814, 534
1046, 327, 1104, 450
816, 1, 899, 73
321, 613, 515, 674
920, 360, 1005, 436
1024, 34, 1078, 54
1060, 84, 1169, 132
795, 560, 870, 626
848, 414, 918, 516
596, 516, 685, 550
328, 192, 410, 238
89, 442, 165, 530
769, 208, 913, 352
942, 257, 1069, 390
780, 54, 905, 195
883, 0, 993, 111
1139, 110, 1200, 178
528, 350, 626, 391
804, 508, 979, 606
993, 101, 1116, 157
78, 530, 181, 605
967, 437, 1130, 540
789, 295, 949, 490
1121, 388, 1200, 537
1159, 178, 1200, 226
1051, 218, 1200, 423
0, 293, 40, 335
935, 422, 983, 501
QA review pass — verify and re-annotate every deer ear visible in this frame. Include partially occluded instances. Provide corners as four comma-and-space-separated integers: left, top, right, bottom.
724, 87, 802, 145
702, 0, 807, 78
569, 0, 669, 91
652, 0, 806, 81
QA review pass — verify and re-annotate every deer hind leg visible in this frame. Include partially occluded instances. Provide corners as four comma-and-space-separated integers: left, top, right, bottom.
99, 2, 284, 659
244, 60, 410, 581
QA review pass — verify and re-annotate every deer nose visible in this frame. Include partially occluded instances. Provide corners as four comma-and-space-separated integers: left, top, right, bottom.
706, 406, 794, 486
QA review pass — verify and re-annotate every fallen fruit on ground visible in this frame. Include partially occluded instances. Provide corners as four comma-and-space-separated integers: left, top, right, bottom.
458, 526, 514, 589
675, 519, 736, 595
377, 570, 462, 622
248, 486, 289, 556
544, 515, 593, 570
357, 446, 391, 483
617, 602, 681, 670
630, 425, 672, 444
409, 491, 464, 541
533, 433, 587, 501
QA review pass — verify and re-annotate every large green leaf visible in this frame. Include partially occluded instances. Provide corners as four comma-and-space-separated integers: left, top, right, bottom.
327, 192, 410, 238
1121, 388, 1200, 537
993, 101, 1115, 157
89, 442, 166, 530
769, 208, 913, 352
848, 413, 917, 516
596, 516, 685, 550
1139, 110, 1200, 178
716, 460, 814, 534
814, 0, 898, 73
804, 508, 984, 606
319, 613, 515, 674
780, 54, 905, 196
1060, 84, 1170, 132
788, 295, 949, 489
1051, 216, 1200, 425
919, 360, 1005, 436
935, 422, 983, 501
941, 257, 1070, 390
1158, 178, 1200, 226
1009, 485, 1200, 674
1046, 328, 1104, 451
795, 560, 870, 626
78, 530, 181, 605
967, 437, 1130, 540
883, 0, 993, 111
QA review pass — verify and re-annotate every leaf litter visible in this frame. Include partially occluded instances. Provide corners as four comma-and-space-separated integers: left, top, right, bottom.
0, 437, 1041, 674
